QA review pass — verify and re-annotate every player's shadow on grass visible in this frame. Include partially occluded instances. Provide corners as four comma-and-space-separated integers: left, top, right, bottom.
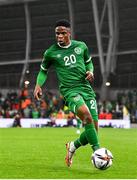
51, 164, 102, 177
68, 168, 101, 176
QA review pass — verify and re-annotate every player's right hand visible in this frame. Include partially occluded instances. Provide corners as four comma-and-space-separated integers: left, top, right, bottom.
34, 84, 42, 101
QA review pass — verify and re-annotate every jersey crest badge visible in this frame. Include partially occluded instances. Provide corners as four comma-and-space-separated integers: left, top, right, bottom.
74, 47, 81, 55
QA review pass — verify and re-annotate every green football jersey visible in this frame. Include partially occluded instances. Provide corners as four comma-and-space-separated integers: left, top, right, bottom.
41, 40, 95, 99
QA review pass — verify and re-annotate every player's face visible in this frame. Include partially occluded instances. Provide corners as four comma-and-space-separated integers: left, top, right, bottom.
55, 26, 71, 46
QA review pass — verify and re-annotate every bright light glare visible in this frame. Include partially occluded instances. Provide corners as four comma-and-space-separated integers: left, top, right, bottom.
24, 80, 30, 85
106, 81, 111, 86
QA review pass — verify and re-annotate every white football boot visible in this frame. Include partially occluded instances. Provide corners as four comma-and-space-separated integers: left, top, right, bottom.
65, 141, 76, 167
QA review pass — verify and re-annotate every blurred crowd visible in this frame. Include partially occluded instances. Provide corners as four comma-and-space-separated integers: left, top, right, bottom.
0, 88, 137, 123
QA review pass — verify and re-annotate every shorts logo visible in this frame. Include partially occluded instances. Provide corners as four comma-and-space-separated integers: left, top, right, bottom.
73, 95, 81, 101
74, 47, 81, 54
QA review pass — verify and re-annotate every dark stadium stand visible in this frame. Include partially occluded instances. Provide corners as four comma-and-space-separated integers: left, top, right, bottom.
30, 0, 69, 59
0, 0, 137, 90
0, 4, 26, 61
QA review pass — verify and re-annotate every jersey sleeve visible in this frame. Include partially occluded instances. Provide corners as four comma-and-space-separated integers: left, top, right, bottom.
83, 42, 92, 64
40, 50, 52, 71
83, 42, 94, 73
36, 69, 48, 86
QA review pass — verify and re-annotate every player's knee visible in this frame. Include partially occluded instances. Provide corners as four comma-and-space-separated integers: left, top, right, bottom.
80, 110, 93, 124
77, 105, 93, 123
84, 114, 92, 124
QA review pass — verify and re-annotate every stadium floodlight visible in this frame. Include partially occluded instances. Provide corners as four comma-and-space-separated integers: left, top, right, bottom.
105, 81, 111, 86
26, 70, 30, 74
24, 80, 30, 85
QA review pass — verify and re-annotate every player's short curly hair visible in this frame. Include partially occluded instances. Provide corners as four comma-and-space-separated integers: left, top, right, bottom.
55, 19, 70, 28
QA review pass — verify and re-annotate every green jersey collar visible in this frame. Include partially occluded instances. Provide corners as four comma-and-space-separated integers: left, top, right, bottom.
57, 41, 71, 48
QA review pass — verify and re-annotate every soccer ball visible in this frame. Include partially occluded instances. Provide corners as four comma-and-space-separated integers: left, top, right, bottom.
91, 148, 113, 170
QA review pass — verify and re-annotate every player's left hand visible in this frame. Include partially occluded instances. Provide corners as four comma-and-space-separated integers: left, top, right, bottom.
85, 71, 94, 83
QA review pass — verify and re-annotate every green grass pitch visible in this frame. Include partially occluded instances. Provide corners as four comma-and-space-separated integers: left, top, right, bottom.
0, 127, 137, 179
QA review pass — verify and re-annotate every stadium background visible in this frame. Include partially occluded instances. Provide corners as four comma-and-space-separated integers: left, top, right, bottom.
0, 0, 137, 179
0, 0, 137, 124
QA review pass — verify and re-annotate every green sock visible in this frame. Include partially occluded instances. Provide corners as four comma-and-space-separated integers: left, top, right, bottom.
74, 131, 88, 149
74, 139, 81, 149
85, 123, 100, 151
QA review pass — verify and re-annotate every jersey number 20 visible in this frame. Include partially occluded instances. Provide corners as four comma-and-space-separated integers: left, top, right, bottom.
64, 54, 76, 66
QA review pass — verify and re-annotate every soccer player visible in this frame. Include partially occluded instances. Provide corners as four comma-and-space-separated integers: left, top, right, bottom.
34, 19, 100, 167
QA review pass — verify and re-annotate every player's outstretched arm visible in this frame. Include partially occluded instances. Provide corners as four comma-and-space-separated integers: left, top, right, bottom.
33, 69, 48, 100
